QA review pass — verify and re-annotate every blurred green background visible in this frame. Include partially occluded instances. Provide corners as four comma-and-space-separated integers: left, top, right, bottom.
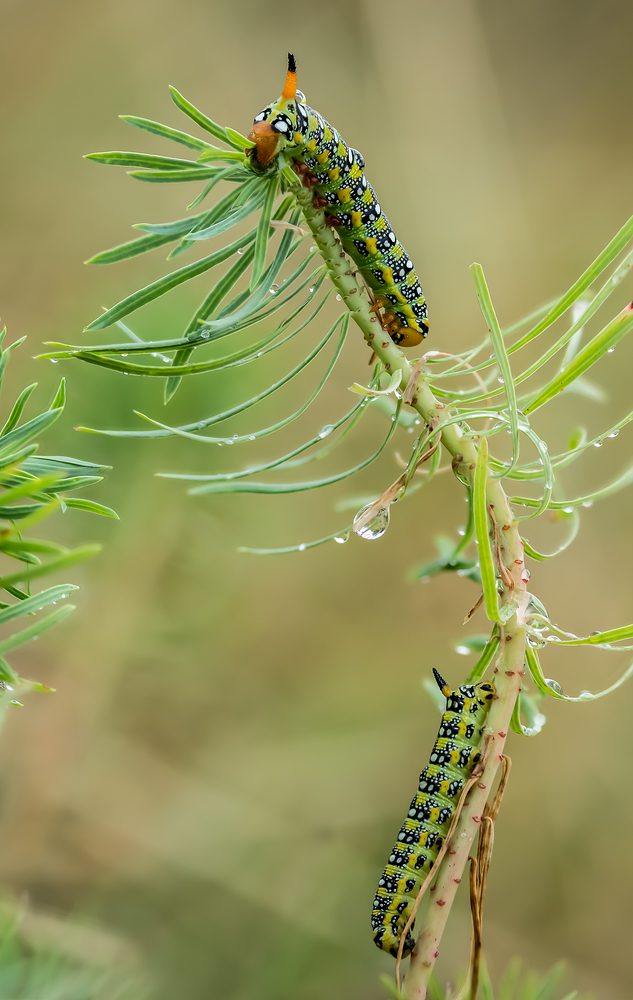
1, 1, 632, 997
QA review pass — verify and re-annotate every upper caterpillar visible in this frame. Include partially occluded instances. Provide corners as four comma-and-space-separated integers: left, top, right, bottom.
247, 54, 429, 348
371, 669, 495, 958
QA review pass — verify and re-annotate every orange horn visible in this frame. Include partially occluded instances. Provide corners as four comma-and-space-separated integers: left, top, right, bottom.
282, 52, 297, 101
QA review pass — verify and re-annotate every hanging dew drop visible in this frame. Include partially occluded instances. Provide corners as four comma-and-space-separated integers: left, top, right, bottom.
353, 503, 390, 541
237, 248, 243, 255
200, 331, 210, 340
319, 424, 334, 439
455, 645, 470, 656
248, 435, 256, 441
545, 678, 563, 693
608, 430, 619, 438
336, 294, 342, 301
563, 506, 574, 513
50, 359, 58, 364
334, 531, 350, 544
582, 500, 593, 507
593, 441, 602, 448
298, 543, 307, 551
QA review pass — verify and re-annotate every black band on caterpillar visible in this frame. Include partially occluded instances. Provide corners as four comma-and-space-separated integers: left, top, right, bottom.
247, 54, 429, 347
371, 669, 495, 958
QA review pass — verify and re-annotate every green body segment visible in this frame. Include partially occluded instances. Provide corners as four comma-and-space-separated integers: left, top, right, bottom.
371, 677, 495, 957
249, 90, 428, 346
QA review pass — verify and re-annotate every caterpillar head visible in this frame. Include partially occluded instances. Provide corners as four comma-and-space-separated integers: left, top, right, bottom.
248, 53, 307, 165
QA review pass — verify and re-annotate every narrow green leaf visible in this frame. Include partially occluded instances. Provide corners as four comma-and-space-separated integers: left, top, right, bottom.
62, 498, 119, 518
511, 213, 633, 353
510, 691, 546, 736
510, 460, 633, 511
250, 177, 278, 291
119, 115, 215, 151
0, 383, 37, 437
169, 86, 233, 145
0, 408, 62, 460
187, 399, 400, 495
80, 319, 340, 437
0, 604, 75, 654
238, 525, 353, 555
161, 399, 363, 483
128, 167, 224, 183
524, 302, 633, 413
473, 437, 499, 621
522, 511, 579, 560
85, 231, 182, 265
551, 623, 633, 647
85, 151, 198, 169
49, 378, 66, 410
0, 544, 101, 588
225, 127, 255, 150
0, 585, 77, 628
525, 644, 633, 703
471, 263, 520, 474
465, 633, 499, 682
83, 228, 257, 330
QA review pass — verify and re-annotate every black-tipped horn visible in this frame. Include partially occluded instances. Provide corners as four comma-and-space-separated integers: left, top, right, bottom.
433, 668, 452, 696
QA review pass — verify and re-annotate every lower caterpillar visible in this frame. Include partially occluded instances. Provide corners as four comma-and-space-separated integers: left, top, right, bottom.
372, 669, 495, 957
247, 54, 429, 347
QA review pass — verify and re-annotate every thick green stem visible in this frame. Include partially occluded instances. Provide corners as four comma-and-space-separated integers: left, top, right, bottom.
298, 188, 529, 997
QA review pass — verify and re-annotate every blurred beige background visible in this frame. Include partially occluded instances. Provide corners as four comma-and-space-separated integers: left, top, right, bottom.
0, 1, 632, 997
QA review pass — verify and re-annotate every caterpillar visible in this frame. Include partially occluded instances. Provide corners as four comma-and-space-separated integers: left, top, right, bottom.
371, 669, 495, 957
247, 54, 429, 347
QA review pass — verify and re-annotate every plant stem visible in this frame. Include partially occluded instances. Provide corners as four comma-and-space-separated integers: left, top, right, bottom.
298, 188, 530, 997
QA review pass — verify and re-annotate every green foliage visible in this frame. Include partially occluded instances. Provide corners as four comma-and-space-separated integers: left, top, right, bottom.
0, 903, 147, 1000
0, 331, 114, 711
50, 88, 633, 730
381, 958, 590, 1000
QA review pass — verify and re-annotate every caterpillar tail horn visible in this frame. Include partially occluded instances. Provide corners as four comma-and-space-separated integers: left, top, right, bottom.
282, 53, 297, 100
432, 668, 452, 698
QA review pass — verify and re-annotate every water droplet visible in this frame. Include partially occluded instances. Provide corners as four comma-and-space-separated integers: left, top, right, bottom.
582, 500, 593, 508
336, 294, 342, 301
50, 359, 58, 364
310, 245, 317, 252
353, 503, 390, 540
52, 601, 57, 605
593, 441, 602, 448
563, 506, 574, 513
225, 439, 234, 445
248, 435, 256, 441
298, 543, 307, 551
233, 434, 238, 440
200, 330, 210, 340
546, 635, 562, 643
527, 634, 547, 649
460, 832, 467, 838
269, 284, 279, 294
334, 531, 350, 544
319, 424, 334, 439
497, 377, 504, 384
521, 568, 531, 582
545, 678, 563, 693
608, 431, 619, 438
237, 248, 244, 255
577, 690, 593, 701
309, 286, 315, 293
457, 528, 466, 536
607, 347, 615, 353
121, 353, 128, 357
414, 419, 421, 425
455, 645, 471, 656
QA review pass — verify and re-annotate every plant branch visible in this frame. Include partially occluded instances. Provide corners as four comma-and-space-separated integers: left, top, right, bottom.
297, 187, 530, 997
